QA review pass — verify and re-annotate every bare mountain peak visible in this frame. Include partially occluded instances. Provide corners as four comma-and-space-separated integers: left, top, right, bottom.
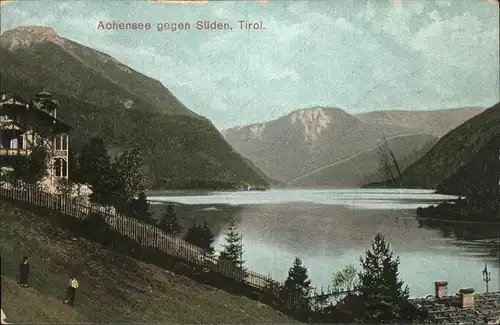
1, 25, 65, 50
289, 106, 355, 122
248, 123, 267, 138
289, 107, 336, 143
291, 106, 346, 114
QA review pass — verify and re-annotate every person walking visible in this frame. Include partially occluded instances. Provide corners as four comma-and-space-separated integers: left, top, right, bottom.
64, 275, 79, 306
19, 256, 30, 287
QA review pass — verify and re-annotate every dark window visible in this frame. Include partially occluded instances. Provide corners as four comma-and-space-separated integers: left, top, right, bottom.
62, 135, 68, 151
54, 159, 62, 177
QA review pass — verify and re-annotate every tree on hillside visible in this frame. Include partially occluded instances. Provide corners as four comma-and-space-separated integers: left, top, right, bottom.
131, 192, 153, 223
77, 139, 146, 208
357, 233, 413, 323
77, 137, 115, 204
66, 147, 85, 199
219, 217, 245, 281
78, 137, 111, 186
284, 257, 312, 297
158, 203, 182, 235
219, 217, 244, 269
112, 148, 147, 205
200, 220, 215, 254
184, 221, 202, 246
11, 138, 50, 184
67, 147, 83, 184
332, 264, 359, 292
55, 177, 74, 200
184, 220, 215, 255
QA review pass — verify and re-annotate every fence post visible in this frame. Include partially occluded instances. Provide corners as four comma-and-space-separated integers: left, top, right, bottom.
134, 219, 137, 242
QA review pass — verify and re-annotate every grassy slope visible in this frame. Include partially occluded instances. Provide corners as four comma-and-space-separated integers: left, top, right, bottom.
0, 200, 295, 323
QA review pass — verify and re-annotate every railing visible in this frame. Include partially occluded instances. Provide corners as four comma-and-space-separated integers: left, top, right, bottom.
0, 177, 359, 316
0, 149, 29, 156
0, 178, 277, 291
0, 148, 68, 158
52, 150, 68, 157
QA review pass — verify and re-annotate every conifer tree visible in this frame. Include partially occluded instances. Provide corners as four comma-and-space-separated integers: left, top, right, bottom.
78, 137, 114, 204
131, 192, 152, 223
184, 220, 202, 244
78, 137, 111, 187
358, 233, 412, 323
112, 148, 147, 203
159, 203, 182, 235
219, 217, 244, 268
184, 220, 215, 254
284, 257, 312, 297
200, 220, 215, 255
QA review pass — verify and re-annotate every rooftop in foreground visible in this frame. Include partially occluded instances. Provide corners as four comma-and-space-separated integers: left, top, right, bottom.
410, 281, 500, 324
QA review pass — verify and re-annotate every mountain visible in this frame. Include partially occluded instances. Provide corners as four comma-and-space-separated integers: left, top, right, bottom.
287, 134, 437, 188
0, 25, 269, 189
222, 107, 483, 187
356, 107, 486, 137
385, 103, 500, 193
436, 131, 500, 196
359, 138, 436, 187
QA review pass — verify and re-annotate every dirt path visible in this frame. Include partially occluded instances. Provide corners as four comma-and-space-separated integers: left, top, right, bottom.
1, 309, 8, 324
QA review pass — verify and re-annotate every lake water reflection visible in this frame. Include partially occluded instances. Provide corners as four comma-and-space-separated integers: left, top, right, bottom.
149, 188, 500, 298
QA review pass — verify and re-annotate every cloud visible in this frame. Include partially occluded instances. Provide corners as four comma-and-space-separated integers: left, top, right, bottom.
1, 0, 498, 129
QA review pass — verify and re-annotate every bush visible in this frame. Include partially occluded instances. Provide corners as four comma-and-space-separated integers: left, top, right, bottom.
83, 212, 113, 244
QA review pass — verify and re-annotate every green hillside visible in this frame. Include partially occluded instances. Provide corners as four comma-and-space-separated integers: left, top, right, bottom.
0, 200, 295, 323
360, 137, 437, 187
0, 26, 269, 190
368, 103, 499, 192
435, 132, 500, 195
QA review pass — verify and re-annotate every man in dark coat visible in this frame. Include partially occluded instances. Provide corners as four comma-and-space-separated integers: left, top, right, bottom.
19, 256, 30, 287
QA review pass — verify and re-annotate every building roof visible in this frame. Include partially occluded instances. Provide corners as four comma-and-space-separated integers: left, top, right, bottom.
411, 292, 500, 324
0, 120, 29, 131
1, 94, 29, 107
1, 93, 71, 133
30, 107, 71, 133
31, 98, 59, 110
36, 89, 52, 97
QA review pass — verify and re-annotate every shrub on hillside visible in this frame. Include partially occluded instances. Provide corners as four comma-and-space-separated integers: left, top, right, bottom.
83, 212, 113, 245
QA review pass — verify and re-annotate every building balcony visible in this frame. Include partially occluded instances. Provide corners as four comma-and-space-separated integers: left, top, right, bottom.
0, 148, 68, 157
53, 149, 68, 157
0, 148, 28, 156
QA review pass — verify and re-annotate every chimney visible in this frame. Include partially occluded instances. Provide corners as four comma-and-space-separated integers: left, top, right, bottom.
435, 281, 448, 299
459, 288, 475, 308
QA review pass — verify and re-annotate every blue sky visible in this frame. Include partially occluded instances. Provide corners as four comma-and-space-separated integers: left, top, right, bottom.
1, 0, 499, 130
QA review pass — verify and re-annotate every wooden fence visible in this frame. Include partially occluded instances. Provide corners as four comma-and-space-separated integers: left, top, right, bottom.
0, 177, 358, 314
0, 179, 282, 290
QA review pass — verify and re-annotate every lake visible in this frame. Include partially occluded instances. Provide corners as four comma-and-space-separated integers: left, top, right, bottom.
148, 188, 500, 298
